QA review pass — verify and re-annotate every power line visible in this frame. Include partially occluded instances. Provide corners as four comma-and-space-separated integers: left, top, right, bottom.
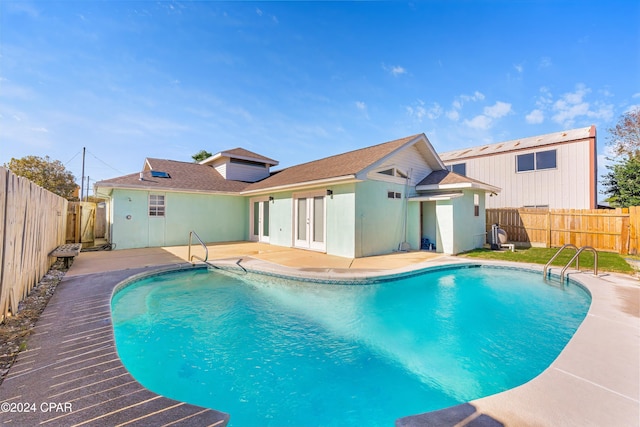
65, 150, 82, 165
86, 149, 126, 175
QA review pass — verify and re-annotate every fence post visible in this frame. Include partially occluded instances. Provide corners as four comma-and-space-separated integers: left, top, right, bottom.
546, 210, 551, 248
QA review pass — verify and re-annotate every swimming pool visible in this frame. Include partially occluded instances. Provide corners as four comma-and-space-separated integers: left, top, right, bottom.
111, 264, 590, 427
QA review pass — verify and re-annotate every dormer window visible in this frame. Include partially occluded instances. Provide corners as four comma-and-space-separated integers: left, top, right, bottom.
230, 158, 267, 168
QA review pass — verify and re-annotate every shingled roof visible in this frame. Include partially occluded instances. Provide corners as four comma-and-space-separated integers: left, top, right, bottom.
243, 134, 423, 193
96, 158, 250, 193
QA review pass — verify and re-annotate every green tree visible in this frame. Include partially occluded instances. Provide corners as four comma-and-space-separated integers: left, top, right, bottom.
4, 155, 77, 199
601, 156, 640, 207
192, 149, 212, 163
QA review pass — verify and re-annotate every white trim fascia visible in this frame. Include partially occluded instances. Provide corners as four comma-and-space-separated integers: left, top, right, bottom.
94, 183, 245, 196
222, 152, 279, 166
409, 193, 464, 202
240, 175, 360, 196
416, 182, 501, 193
200, 152, 279, 166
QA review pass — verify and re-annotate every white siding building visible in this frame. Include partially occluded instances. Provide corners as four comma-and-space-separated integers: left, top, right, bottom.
439, 126, 597, 209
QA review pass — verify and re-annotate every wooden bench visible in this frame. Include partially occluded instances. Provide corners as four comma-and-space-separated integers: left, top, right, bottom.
49, 243, 82, 268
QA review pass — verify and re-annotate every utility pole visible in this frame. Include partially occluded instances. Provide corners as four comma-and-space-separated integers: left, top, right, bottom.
86, 176, 90, 201
80, 147, 86, 202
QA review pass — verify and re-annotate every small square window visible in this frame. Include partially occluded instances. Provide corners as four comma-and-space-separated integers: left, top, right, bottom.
387, 191, 395, 199
395, 192, 402, 199
149, 194, 165, 216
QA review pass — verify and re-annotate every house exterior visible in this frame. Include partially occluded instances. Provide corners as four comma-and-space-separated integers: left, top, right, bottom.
439, 126, 597, 209
95, 134, 499, 257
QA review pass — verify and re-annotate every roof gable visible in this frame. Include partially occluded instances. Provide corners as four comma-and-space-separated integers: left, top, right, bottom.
243, 134, 444, 193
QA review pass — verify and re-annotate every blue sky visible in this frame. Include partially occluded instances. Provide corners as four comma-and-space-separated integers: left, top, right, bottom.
1, 1, 639, 199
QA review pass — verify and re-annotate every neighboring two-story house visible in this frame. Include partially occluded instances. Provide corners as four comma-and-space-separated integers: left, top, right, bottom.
439, 126, 597, 209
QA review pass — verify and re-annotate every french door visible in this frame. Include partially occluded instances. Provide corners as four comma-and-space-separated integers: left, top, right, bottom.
294, 192, 326, 251
250, 197, 270, 243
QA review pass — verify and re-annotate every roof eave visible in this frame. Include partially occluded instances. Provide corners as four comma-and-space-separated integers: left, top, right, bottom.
416, 182, 501, 193
94, 182, 244, 195
241, 175, 360, 195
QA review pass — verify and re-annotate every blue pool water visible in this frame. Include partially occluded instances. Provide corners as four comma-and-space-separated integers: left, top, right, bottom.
111, 265, 590, 427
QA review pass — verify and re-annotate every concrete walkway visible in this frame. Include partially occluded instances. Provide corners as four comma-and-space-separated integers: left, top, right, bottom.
1, 243, 638, 426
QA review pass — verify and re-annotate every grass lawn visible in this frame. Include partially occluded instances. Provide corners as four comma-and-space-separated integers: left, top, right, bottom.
459, 247, 636, 274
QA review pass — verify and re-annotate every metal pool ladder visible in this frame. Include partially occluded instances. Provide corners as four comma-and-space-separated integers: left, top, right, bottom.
188, 230, 208, 264
543, 244, 598, 282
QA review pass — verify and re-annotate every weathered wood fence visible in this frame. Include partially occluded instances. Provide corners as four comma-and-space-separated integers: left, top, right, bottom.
0, 167, 68, 322
487, 207, 640, 254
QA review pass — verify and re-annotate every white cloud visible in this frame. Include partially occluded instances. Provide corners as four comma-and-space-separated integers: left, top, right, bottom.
256, 8, 263, 16
539, 57, 552, 68
633, 93, 640, 98
551, 84, 614, 127
484, 101, 512, 118
355, 101, 366, 111
383, 64, 407, 77
406, 100, 441, 122
446, 110, 460, 121
446, 91, 485, 121
464, 115, 492, 130
526, 109, 544, 124
514, 64, 523, 73
461, 101, 511, 130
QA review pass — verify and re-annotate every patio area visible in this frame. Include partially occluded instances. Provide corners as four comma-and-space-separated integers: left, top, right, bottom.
0, 242, 638, 426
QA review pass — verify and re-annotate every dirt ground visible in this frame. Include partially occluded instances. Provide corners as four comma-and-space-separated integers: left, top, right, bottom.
0, 260, 67, 385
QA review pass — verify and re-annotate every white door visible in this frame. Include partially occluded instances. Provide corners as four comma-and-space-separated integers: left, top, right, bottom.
250, 198, 270, 243
294, 193, 326, 251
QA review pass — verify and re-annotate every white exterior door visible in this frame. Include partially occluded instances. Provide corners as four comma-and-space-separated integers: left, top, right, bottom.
250, 197, 270, 243
294, 192, 326, 252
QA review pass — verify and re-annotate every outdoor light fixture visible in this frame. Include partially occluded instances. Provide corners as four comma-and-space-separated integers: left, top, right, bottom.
326, 189, 333, 196
269, 196, 274, 202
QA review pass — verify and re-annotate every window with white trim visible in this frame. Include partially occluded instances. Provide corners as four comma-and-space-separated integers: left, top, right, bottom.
149, 194, 165, 216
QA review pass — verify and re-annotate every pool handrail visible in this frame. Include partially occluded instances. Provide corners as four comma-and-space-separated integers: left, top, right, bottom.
543, 244, 579, 278
560, 246, 598, 282
188, 231, 209, 264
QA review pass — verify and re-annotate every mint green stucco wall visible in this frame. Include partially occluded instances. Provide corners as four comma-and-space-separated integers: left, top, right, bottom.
354, 180, 410, 257
431, 190, 486, 255
451, 190, 486, 253
267, 192, 293, 247
325, 183, 356, 258
108, 189, 246, 250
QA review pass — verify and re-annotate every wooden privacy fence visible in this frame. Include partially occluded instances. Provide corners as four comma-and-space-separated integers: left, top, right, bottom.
0, 167, 68, 322
487, 207, 640, 254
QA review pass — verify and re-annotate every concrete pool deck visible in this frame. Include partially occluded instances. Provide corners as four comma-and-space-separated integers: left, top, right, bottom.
0, 242, 638, 426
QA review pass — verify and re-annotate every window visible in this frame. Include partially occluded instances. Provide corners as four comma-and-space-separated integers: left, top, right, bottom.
149, 194, 165, 216
536, 150, 557, 170
387, 191, 402, 199
474, 194, 480, 217
150, 170, 170, 178
378, 167, 408, 178
516, 153, 535, 172
446, 163, 466, 176
230, 158, 266, 168
517, 150, 556, 172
